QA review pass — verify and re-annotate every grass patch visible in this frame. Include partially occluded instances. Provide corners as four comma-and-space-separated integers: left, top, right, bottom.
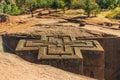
106, 7, 120, 19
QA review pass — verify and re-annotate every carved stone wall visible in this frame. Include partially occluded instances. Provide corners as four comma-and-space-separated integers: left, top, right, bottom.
100, 38, 120, 80
78, 37, 120, 80
40, 59, 83, 74
82, 51, 104, 80
15, 35, 104, 80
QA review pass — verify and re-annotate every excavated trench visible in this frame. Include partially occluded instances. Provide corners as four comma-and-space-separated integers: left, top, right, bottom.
0, 34, 120, 80
1, 34, 41, 53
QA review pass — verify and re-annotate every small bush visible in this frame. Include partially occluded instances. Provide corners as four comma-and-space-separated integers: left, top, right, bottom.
3, 4, 12, 14
0, 4, 4, 13
106, 7, 120, 19
3, 4, 20, 15
11, 4, 21, 15
83, 0, 100, 17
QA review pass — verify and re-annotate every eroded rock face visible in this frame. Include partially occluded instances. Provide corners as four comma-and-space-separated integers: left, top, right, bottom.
0, 14, 9, 23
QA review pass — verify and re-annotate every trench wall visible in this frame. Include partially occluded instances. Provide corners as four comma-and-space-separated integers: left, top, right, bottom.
78, 37, 120, 80
82, 51, 104, 80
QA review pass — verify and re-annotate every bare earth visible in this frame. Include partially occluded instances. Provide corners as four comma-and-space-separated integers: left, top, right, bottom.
0, 17, 104, 37
0, 11, 119, 37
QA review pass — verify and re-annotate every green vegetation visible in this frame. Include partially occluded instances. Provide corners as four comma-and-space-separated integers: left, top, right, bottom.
96, 0, 120, 9
25, 0, 37, 17
0, 0, 120, 18
3, 4, 20, 15
106, 7, 120, 19
0, 0, 20, 15
83, 0, 100, 17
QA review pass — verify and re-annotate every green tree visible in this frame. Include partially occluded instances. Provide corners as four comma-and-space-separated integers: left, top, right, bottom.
5, 0, 11, 4
3, 4, 20, 15
37, 0, 52, 9
15, 0, 26, 8
3, 4, 11, 14
106, 7, 120, 19
0, 4, 4, 13
96, 0, 120, 9
84, 0, 100, 17
64, 0, 84, 9
11, 4, 20, 15
51, 0, 65, 13
58, 0, 66, 13
71, 0, 83, 9
25, 0, 37, 17
64, 0, 72, 9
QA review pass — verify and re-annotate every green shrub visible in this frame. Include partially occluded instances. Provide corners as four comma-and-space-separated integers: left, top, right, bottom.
3, 4, 12, 14
0, 4, 4, 13
83, 0, 100, 17
3, 4, 20, 15
106, 7, 120, 19
51, 0, 65, 9
11, 4, 21, 15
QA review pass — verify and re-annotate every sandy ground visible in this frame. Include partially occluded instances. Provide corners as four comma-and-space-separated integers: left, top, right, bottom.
0, 52, 95, 80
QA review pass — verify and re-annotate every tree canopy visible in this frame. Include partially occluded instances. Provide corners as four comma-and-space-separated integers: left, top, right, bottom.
0, 0, 120, 18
